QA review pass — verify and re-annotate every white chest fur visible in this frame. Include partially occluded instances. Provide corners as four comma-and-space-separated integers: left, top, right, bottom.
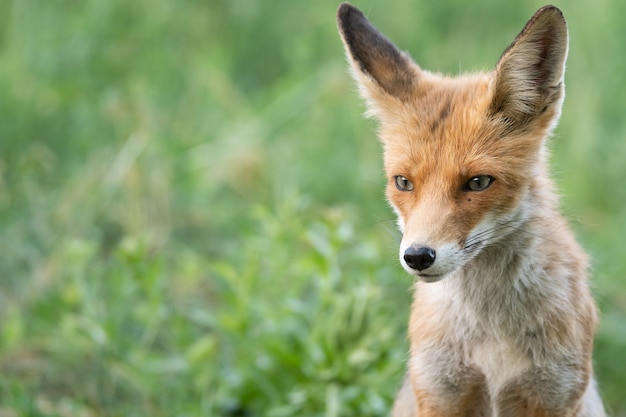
412, 275, 536, 394
471, 338, 532, 397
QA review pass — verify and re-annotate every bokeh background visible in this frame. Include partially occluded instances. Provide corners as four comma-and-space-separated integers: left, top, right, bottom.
0, 0, 624, 416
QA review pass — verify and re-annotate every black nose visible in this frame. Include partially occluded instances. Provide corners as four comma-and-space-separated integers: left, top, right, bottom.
403, 246, 436, 271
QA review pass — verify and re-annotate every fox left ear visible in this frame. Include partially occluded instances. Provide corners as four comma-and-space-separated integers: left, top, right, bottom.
491, 6, 568, 131
336, 3, 420, 108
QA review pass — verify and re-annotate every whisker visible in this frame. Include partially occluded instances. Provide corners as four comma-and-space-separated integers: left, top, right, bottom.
372, 217, 402, 243
463, 219, 527, 250
464, 217, 558, 254
464, 220, 517, 246
494, 219, 559, 245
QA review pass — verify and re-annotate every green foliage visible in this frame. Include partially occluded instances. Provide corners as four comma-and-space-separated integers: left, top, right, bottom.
209, 198, 408, 416
0, 0, 625, 415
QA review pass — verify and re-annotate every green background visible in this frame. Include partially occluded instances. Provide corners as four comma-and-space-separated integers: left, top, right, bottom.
0, 0, 624, 415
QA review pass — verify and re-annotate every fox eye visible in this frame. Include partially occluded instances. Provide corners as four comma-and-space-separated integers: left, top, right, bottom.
464, 175, 494, 192
394, 175, 414, 191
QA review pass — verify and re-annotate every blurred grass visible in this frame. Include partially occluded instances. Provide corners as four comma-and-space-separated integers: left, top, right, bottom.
0, 0, 624, 416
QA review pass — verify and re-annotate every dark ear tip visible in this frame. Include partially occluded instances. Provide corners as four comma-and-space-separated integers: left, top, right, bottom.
534, 5, 566, 25
537, 5, 563, 15
337, 2, 364, 29
337, 2, 357, 18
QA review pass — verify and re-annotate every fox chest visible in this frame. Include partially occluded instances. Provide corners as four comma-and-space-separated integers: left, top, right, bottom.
409, 329, 534, 415
409, 283, 538, 396
470, 338, 532, 392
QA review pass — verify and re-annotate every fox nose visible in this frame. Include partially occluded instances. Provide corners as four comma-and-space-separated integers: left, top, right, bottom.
404, 246, 436, 271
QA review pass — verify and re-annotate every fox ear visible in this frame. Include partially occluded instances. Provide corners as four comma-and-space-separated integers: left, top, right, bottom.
337, 2, 418, 104
491, 6, 568, 131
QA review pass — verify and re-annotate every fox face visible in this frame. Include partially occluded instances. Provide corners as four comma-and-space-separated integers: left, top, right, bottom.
381, 75, 547, 281
337, 4, 568, 281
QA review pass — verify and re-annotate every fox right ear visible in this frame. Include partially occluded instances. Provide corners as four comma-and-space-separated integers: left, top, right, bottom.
337, 3, 419, 104
491, 6, 569, 132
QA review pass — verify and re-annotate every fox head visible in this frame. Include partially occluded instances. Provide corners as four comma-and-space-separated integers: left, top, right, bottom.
337, 4, 569, 282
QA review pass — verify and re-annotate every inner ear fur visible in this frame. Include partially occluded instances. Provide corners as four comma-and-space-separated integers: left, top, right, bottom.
336, 2, 418, 100
490, 5, 569, 130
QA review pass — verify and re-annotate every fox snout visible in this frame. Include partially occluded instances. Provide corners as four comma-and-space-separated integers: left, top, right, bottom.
397, 208, 506, 282
399, 239, 463, 282
403, 246, 436, 272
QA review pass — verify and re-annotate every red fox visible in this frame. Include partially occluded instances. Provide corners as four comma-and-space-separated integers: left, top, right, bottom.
337, 3, 605, 416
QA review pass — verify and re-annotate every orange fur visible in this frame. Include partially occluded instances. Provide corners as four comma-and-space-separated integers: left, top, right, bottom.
337, 3, 605, 416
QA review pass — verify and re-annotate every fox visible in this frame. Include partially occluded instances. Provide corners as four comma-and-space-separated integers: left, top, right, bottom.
336, 3, 606, 417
